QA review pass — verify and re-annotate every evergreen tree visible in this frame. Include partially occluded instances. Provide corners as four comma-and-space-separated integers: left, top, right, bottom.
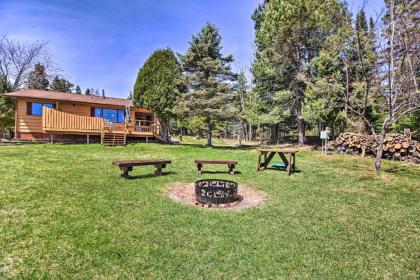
356, 9, 368, 35
74, 85, 82, 94
133, 49, 185, 143
252, 0, 349, 144
50, 75, 74, 93
102, 89, 105, 98
27, 63, 49, 90
394, 110, 420, 138
84, 88, 91, 95
179, 23, 236, 146
348, 10, 379, 132
127, 91, 133, 100
0, 75, 14, 130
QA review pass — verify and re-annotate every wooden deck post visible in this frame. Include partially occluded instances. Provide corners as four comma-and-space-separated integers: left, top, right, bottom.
86, 134, 90, 144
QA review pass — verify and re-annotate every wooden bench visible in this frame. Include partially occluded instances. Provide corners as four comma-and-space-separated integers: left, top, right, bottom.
194, 159, 238, 175
112, 159, 171, 177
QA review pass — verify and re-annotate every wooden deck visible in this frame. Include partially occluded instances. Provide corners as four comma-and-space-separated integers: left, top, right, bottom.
42, 107, 160, 138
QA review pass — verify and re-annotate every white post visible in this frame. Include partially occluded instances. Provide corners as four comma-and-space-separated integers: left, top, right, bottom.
50, 134, 54, 144
87, 134, 90, 144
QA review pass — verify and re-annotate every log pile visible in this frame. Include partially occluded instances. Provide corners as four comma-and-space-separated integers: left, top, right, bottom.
330, 132, 420, 163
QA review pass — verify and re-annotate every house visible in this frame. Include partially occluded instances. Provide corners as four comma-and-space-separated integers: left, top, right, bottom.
5, 89, 162, 145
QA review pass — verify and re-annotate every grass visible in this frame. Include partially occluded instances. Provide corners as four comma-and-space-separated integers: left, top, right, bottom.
0, 137, 419, 279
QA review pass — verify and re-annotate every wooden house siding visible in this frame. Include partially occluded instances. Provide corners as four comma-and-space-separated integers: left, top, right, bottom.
16, 98, 51, 133
58, 102, 91, 117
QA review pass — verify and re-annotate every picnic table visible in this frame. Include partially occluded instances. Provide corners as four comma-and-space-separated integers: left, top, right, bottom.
112, 159, 171, 177
256, 148, 298, 176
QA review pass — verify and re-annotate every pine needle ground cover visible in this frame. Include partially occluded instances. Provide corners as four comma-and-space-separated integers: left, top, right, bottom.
0, 140, 419, 279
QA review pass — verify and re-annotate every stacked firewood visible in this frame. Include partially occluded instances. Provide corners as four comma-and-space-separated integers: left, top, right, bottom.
330, 132, 420, 163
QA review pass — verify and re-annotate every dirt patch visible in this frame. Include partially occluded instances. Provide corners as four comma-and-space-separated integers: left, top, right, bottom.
165, 182, 266, 211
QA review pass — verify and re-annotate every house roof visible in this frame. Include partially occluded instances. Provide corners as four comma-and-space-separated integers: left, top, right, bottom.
5, 89, 134, 107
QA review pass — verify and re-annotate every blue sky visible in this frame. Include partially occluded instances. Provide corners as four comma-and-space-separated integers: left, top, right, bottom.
0, 0, 385, 98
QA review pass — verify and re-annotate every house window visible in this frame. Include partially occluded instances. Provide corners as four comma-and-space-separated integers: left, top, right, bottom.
92, 107, 125, 123
117, 110, 125, 123
27, 102, 55, 116
94, 108, 103, 118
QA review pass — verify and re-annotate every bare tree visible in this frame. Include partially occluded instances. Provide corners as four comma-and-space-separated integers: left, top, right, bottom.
0, 35, 54, 91
349, 0, 420, 172
0, 35, 56, 130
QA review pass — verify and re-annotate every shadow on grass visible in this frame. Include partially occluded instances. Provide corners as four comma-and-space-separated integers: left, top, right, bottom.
259, 168, 302, 174
197, 170, 242, 175
177, 143, 258, 151
123, 171, 177, 180
384, 165, 420, 178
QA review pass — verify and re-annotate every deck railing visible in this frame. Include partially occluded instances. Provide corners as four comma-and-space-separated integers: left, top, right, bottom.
126, 120, 158, 134
42, 107, 161, 137
42, 107, 104, 133
103, 121, 126, 133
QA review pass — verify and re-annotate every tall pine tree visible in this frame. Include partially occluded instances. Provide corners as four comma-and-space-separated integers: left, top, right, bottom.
252, 0, 349, 144
179, 23, 236, 146
27, 63, 49, 90
50, 75, 74, 93
0, 75, 14, 130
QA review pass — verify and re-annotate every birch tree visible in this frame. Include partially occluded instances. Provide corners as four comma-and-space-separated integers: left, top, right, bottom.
348, 0, 419, 172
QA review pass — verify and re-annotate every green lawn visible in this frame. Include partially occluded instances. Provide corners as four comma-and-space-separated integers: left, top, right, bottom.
0, 139, 419, 279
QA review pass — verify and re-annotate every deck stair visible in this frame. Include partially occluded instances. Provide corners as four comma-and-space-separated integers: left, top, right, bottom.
101, 132, 126, 146
101, 122, 126, 146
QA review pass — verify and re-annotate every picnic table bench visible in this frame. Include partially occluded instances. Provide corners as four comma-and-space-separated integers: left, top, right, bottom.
112, 159, 171, 177
256, 148, 298, 176
195, 159, 238, 175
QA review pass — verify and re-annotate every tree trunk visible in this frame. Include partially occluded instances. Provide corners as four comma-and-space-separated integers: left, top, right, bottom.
374, 127, 387, 172
270, 125, 277, 144
296, 89, 305, 145
206, 119, 212, 147
242, 122, 248, 142
298, 118, 305, 145
249, 125, 253, 141
161, 119, 171, 144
